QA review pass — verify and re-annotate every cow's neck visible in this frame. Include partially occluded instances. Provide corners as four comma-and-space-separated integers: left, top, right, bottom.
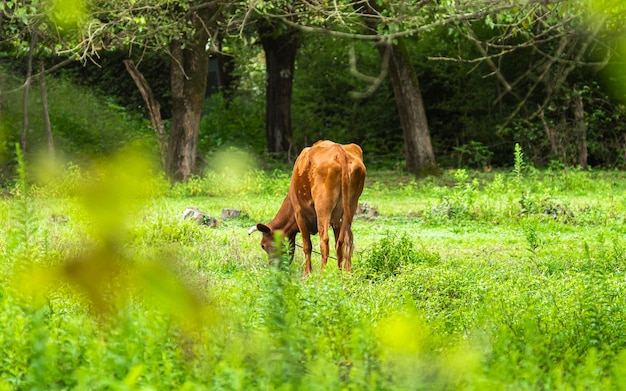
268, 194, 299, 240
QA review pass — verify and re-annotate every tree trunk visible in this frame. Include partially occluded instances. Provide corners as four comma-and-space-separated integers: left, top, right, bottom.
259, 21, 298, 155
39, 62, 54, 159
166, 10, 213, 182
217, 52, 236, 97
572, 88, 588, 170
358, 0, 437, 176
213, 36, 237, 99
123, 59, 167, 169
539, 107, 565, 163
0, 72, 3, 121
377, 39, 437, 176
21, 30, 37, 154
167, 40, 209, 182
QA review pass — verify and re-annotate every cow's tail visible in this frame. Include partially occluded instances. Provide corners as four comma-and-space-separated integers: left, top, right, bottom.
338, 148, 354, 270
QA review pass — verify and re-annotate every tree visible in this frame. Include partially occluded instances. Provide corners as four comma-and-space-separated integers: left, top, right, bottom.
263, 0, 626, 170
39, 61, 54, 159
356, 0, 437, 175
450, 0, 626, 167
233, 1, 304, 156
67, 1, 226, 181
0, 0, 75, 156
166, 5, 217, 182
382, 39, 437, 175
123, 59, 166, 168
257, 18, 299, 155
252, 0, 525, 175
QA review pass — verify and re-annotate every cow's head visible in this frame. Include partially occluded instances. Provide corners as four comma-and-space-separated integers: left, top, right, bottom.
248, 223, 276, 255
248, 224, 294, 263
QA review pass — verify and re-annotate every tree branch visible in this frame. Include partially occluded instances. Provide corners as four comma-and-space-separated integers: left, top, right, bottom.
348, 38, 391, 99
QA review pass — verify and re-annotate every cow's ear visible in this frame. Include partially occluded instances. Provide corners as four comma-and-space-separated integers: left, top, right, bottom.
257, 223, 271, 234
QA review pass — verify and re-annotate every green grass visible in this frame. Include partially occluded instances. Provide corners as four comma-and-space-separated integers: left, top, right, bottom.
2, 156, 626, 389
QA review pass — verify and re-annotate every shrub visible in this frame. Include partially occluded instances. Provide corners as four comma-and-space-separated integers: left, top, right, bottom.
357, 232, 440, 280
198, 93, 265, 156
428, 169, 480, 221
0, 66, 156, 182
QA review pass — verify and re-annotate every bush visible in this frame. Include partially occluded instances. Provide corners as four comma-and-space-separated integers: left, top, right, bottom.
358, 232, 440, 280
0, 66, 156, 182
198, 93, 265, 157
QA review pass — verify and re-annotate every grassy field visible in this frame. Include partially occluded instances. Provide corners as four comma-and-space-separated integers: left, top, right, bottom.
2, 149, 626, 390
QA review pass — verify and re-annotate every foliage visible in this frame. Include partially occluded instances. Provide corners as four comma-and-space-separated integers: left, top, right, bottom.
292, 35, 402, 164
5, 0, 626, 171
5, 144, 39, 270
169, 166, 290, 198
198, 93, 265, 156
0, 65, 155, 182
452, 141, 493, 169
428, 168, 480, 221
358, 231, 440, 280
54, 50, 173, 119
3, 153, 626, 388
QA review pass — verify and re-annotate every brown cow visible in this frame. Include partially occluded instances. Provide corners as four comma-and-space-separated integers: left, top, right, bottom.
248, 140, 366, 274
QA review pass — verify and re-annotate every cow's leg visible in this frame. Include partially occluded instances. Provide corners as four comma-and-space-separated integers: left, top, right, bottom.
336, 216, 354, 272
315, 194, 341, 271
302, 231, 313, 275
287, 237, 296, 264
319, 226, 330, 270
332, 224, 343, 269
296, 215, 313, 275
317, 217, 332, 270
312, 177, 339, 271
337, 227, 353, 272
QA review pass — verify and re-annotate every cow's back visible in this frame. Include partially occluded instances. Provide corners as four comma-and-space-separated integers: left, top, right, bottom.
290, 141, 365, 223
307, 140, 364, 175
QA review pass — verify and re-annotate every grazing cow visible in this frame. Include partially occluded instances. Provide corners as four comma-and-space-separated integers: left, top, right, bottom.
248, 140, 366, 274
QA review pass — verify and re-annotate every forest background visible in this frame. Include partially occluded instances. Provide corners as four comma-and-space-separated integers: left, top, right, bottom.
0, 0, 625, 183
3, 1, 626, 389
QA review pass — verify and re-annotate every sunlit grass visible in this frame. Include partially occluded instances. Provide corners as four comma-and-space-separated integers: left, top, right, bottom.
2, 156, 626, 389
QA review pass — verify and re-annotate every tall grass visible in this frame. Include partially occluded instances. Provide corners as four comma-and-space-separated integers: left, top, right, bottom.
2, 149, 626, 389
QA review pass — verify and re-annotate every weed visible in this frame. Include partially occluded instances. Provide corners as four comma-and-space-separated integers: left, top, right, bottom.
523, 220, 543, 255
6, 145, 40, 269
519, 191, 575, 222
513, 142, 525, 183
169, 169, 290, 198
486, 173, 505, 197
429, 169, 480, 221
452, 140, 493, 169
358, 232, 439, 280
257, 252, 308, 388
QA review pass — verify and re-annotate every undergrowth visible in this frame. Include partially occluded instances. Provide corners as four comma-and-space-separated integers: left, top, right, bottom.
2, 145, 626, 389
